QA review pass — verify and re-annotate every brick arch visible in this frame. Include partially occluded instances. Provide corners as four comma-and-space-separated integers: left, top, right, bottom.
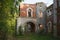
23, 20, 37, 32
16, 17, 37, 34
25, 20, 36, 25
25, 21, 36, 32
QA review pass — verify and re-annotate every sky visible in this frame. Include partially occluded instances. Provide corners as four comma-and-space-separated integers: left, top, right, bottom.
23, 0, 53, 6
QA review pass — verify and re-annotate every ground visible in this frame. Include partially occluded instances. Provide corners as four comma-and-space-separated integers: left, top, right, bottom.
14, 33, 60, 40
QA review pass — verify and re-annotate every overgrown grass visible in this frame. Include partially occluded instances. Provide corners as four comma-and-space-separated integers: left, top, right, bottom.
16, 33, 60, 40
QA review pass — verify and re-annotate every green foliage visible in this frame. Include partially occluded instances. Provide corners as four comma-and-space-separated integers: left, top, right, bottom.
0, 21, 8, 40
16, 33, 60, 40
0, 0, 23, 40
19, 0, 24, 2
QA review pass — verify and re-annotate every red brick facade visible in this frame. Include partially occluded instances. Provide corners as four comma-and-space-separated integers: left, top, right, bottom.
20, 4, 36, 18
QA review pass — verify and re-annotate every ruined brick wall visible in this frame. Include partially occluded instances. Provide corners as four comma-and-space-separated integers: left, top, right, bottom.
20, 4, 36, 18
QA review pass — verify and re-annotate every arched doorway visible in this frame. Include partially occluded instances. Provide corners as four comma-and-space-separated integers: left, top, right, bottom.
26, 22, 35, 32
47, 21, 52, 33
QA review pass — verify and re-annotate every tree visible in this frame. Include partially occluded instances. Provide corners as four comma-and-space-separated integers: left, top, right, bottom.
0, 0, 23, 40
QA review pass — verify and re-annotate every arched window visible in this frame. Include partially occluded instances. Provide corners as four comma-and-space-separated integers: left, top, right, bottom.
28, 9, 31, 17
27, 8, 33, 17
39, 12, 43, 18
47, 21, 52, 32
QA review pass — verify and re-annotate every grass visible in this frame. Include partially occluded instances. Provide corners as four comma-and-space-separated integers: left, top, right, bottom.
15, 33, 60, 40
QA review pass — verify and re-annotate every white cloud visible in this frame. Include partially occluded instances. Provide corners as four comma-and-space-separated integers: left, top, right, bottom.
24, 0, 53, 6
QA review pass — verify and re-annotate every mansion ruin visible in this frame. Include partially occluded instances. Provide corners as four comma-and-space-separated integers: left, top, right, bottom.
16, 0, 60, 37
16, 2, 47, 34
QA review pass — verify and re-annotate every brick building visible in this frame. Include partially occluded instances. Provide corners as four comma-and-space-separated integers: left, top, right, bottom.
46, 4, 53, 33
53, 0, 60, 36
16, 2, 47, 34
